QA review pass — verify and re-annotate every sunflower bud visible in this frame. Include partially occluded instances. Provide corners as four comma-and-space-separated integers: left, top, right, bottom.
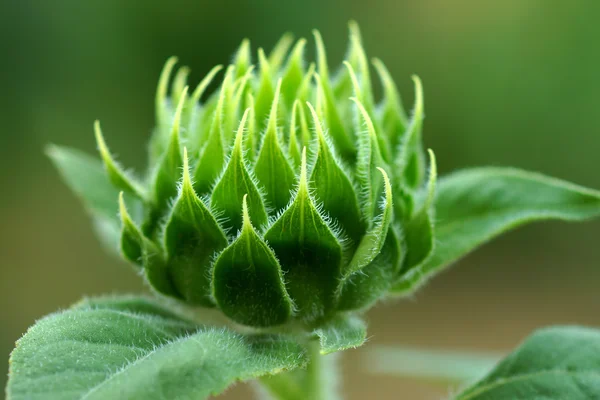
53, 23, 437, 329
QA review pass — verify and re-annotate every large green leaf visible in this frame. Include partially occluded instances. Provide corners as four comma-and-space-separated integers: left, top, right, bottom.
456, 326, 600, 399
6, 296, 307, 400
393, 167, 600, 294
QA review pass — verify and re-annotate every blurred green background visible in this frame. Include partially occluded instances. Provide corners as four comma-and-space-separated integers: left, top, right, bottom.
2, 0, 600, 398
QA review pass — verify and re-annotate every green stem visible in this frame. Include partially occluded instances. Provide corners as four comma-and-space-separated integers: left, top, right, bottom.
305, 340, 327, 399
258, 339, 340, 400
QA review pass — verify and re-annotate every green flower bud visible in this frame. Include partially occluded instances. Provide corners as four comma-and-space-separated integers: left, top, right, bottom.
57, 23, 437, 329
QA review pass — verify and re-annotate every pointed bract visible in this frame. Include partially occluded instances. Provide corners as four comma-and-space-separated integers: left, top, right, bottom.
264, 148, 343, 323
213, 195, 293, 327
398, 149, 437, 275
280, 39, 307, 107
94, 121, 145, 199
193, 67, 234, 195
352, 97, 389, 220
268, 32, 294, 71
184, 64, 223, 137
254, 79, 296, 211
152, 86, 187, 208
307, 102, 364, 245
234, 39, 251, 78
372, 58, 407, 152
345, 62, 391, 162
341, 167, 393, 277
118, 192, 179, 297
155, 56, 178, 133
164, 148, 229, 306
244, 93, 258, 162
254, 49, 275, 132
337, 225, 402, 311
171, 66, 191, 109
287, 101, 303, 168
397, 76, 426, 190
313, 30, 356, 162
211, 109, 268, 233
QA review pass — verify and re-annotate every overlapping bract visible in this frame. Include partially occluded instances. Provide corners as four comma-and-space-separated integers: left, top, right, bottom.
68, 24, 438, 328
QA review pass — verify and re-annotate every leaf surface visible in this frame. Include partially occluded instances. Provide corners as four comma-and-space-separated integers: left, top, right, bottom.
456, 326, 600, 400
393, 167, 600, 294
314, 315, 367, 355
7, 296, 307, 400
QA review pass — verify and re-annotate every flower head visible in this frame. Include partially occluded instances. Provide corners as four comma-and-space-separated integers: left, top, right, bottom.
56, 22, 436, 329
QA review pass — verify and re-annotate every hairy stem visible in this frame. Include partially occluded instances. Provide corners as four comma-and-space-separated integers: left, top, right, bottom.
258, 339, 340, 400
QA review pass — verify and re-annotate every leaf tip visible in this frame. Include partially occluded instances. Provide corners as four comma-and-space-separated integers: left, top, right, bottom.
182, 146, 192, 188
234, 108, 251, 150
299, 146, 308, 192
241, 193, 251, 230
426, 148, 437, 203
411, 75, 424, 115
117, 191, 129, 224
267, 78, 282, 131
157, 57, 179, 107
172, 85, 189, 135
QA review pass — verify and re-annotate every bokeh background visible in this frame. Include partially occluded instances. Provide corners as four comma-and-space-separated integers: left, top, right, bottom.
2, 0, 600, 398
